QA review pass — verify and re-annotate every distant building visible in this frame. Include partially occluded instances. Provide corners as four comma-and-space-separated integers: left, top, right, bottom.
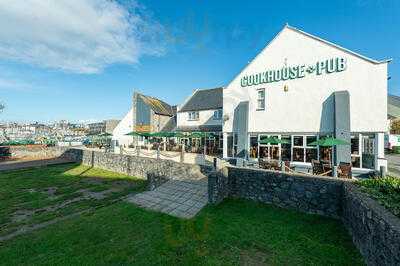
177, 87, 223, 133
112, 108, 133, 148
176, 87, 223, 154
132, 92, 175, 133
87, 119, 120, 135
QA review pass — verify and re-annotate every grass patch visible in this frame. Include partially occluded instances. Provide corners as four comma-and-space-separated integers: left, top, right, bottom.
357, 177, 400, 217
0, 164, 363, 265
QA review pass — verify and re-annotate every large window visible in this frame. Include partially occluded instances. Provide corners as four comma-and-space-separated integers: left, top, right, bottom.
259, 135, 279, 160
281, 135, 291, 161
213, 109, 223, 120
249, 136, 258, 159
233, 133, 238, 156
257, 88, 265, 110
227, 134, 233, 157
293, 135, 318, 162
293, 136, 304, 162
188, 111, 199, 121
362, 134, 375, 169
351, 134, 361, 168
305, 136, 318, 162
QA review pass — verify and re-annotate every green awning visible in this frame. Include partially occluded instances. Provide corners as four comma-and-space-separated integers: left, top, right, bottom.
308, 137, 350, 147
259, 136, 289, 145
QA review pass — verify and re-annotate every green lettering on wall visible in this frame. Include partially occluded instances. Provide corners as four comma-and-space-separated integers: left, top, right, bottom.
240, 57, 347, 87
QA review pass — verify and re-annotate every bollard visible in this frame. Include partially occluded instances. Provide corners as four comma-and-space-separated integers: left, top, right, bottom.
380, 166, 386, 178
281, 161, 285, 172
157, 147, 160, 160
180, 143, 185, 163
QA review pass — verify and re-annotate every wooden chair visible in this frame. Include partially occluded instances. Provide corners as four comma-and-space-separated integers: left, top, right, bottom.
312, 159, 332, 176
311, 160, 323, 175
338, 162, 352, 179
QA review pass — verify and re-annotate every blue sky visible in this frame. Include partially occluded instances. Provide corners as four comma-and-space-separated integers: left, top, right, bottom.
0, 0, 399, 123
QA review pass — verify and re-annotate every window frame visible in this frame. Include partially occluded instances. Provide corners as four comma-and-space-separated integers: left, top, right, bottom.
256, 88, 266, 111
213, 109, 223, 120
188, 111, 199, 121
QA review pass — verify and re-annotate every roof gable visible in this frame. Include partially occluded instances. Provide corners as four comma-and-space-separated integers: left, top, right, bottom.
138, 93, 174, 116
285, 25, 391, 65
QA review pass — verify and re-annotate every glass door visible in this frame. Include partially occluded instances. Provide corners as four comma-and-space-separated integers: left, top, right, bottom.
362, 134, 375, 169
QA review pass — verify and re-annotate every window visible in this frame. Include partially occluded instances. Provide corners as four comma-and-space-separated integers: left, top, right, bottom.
218, 132, 223, 150
249, 136, 258, 159
351, 134, 361, 168
213, 109, 223, 120
227, 135, 233, 157
257, 88, 265, 110
281, 135, 291, 161
305, 136, 318, 162
362, 134, 375, 169
259, 135, 280, 160
292, 135, 317, 162
188, 111, 199, 121
233, 133, 238, 156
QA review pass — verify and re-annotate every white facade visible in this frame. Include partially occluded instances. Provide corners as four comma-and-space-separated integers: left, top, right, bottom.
177, 109, 222, 129
223, 25, 390, 171
112, 108, 134, 148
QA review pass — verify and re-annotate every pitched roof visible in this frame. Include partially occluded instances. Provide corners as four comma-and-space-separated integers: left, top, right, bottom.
161, 116, 177, 132
388, 94, 400, 119
285, 24, 391, 64
179, 87, 223, 112
138, 93, 174, 116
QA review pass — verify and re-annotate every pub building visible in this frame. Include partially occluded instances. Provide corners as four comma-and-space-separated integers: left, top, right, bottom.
223, 24, 390, 175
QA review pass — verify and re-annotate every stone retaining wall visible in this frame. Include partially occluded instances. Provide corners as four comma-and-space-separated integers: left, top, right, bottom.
209, 166, 345, 218
8, 145, 64, 159
342, 183, 400, 266
208, 166, 400, 265
61, 148, 213, 181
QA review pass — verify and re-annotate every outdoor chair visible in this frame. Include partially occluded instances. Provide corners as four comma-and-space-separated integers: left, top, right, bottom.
311, 159, 332, 176
338, 162, 352, 179
311, 160, 324, 175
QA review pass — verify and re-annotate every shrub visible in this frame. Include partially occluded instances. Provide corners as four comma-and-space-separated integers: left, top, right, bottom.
357, 177, 400, 217
393, 146, 400, 154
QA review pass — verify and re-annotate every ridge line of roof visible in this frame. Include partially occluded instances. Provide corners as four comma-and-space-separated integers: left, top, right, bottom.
285, 24, 392, 64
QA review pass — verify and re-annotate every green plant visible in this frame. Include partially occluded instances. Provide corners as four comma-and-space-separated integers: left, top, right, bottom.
393, 146, 400, 154
358, 177, 400, 217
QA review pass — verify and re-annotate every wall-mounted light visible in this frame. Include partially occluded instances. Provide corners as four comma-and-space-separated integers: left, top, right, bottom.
284, 85, 289, 92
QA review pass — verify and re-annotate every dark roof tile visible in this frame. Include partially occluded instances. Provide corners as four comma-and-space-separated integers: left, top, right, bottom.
179, 87, 223, 112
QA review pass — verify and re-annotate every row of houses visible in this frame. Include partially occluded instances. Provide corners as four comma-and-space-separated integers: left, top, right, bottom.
112, 88, 223, 151
112, 24, 392, 174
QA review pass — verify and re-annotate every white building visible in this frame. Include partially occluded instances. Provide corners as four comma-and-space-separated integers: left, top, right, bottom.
177, 88, 223, 154
112, 108, 134, 148
223, 24, 390, 173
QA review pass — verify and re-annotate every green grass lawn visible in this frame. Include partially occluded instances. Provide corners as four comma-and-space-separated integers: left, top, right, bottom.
0, 163, 364, 265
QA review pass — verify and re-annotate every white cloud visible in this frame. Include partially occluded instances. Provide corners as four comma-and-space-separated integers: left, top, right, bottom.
0, 77, 35, 91
0, 0, 165, 73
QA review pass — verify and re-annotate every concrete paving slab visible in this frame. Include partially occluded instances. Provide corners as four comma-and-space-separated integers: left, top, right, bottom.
126, 178, 208, 219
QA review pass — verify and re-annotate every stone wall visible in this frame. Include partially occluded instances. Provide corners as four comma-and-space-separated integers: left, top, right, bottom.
209, 166, 345, 218
342, 183, 400, 266
8, 145, 64, 159
61, 148, 213, 181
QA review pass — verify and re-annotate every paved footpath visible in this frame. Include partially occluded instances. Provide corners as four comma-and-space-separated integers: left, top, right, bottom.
126, 178, 208, 219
